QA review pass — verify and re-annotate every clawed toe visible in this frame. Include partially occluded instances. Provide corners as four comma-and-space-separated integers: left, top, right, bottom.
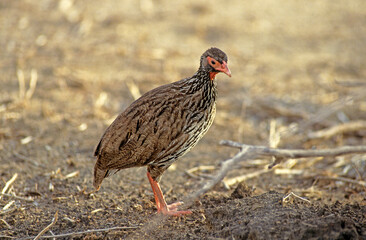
167, 201, 183, 211
157, 202, 192, 216
161, 209, 192, 216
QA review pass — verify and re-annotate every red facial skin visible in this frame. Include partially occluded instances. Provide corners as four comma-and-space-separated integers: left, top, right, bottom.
207, 56, 232, 80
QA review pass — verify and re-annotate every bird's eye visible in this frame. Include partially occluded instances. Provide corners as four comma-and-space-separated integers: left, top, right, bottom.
211, 60, 215, 65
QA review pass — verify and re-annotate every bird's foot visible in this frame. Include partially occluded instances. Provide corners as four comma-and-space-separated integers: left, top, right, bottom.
158, 201, 192, 216
159, 208, 192, 216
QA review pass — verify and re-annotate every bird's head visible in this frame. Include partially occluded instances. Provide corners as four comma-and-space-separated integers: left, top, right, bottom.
200, 47, 231, 80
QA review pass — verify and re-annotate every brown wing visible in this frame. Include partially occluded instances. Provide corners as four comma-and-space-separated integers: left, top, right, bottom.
93, 81, 192, 188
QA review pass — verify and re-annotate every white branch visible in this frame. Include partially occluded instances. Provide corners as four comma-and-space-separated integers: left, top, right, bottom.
33, 211, 58, 240
189, 140, 366, 201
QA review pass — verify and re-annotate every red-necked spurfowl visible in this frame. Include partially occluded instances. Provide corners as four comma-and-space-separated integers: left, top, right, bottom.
94, 47, 231, 216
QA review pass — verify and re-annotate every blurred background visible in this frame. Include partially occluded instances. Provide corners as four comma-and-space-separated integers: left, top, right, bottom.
2, 0, 366, 168
1, 0, 366, 237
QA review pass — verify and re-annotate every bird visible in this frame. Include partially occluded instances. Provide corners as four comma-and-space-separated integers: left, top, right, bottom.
93, 47, 231, 216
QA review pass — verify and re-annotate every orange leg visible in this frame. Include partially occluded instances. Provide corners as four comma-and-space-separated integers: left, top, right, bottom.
147, 172, 192, 216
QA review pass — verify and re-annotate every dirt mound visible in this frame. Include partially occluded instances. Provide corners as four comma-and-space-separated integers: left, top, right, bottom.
125, 190, 365, 239
204, 191, 364, 239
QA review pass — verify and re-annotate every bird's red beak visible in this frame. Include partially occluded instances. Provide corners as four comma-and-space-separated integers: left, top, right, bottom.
216, 61, 231, 77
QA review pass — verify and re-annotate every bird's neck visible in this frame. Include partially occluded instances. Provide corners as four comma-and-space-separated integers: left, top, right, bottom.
185, 68, 217, 100
195, 68, 211, 82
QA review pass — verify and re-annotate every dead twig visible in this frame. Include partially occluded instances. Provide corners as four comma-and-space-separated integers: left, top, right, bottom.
283, 91, 366, 137
188, 140, 366, 201
62, 170, 79, 180
269, 119, 283, 171
186, 165, 216, 174
25, 69, 38, 100
21, 226, 138, 239
33, 211, 58, 240
0, 173, 18, 200
274, 168, 304, 175
185, 165, 216, 179
2, 200, 15, 211
91, 208, 104, 214
1, 218, 12, 229
17, 69, 26, 100
254, 97, 309, 119
221, 140, 366, 168
282, 192, 311, 204
126, 80, 141, 100
0, 208, 16, 216
223, 168, 269, 187
317, 176, 366, 187
308, 120, 366, 139
1, 173, 18, 194
17, 68, 38, 101
189, 145, 254, 200
335, 79, 366, 87
0, 193, 35, 202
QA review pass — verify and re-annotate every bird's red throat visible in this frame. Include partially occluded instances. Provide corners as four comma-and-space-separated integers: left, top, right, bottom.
209, 72, 218, 80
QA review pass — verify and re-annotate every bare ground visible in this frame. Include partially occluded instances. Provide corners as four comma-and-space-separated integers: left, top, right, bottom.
1, 0, 366, 239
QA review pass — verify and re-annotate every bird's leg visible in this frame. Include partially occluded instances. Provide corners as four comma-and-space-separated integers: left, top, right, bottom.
147, 172, 192, 216
149, 176, 162, 210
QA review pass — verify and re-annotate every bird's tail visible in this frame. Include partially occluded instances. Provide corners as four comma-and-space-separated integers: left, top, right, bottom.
93, 165, 107, 191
